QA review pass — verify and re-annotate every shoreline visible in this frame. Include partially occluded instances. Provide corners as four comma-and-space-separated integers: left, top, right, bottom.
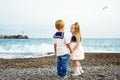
0, 53, 120, 80
0, 52, 120, 59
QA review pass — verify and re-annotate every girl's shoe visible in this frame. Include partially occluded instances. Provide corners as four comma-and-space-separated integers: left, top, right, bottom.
72, 67, 81, 76
80, 69, 84, 73
79, 67, 84, 73
72, 72, 81, 76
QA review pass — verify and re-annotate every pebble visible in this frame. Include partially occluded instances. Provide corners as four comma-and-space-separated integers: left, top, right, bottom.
0, 66, 119, 80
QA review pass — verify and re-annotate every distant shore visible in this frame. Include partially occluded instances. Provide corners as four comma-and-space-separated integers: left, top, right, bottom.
0, 35, 28, 39
0, 53, 120, 80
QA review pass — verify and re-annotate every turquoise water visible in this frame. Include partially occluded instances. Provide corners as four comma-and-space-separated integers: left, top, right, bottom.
82, 38, 120, 52
0, 38, 120, 59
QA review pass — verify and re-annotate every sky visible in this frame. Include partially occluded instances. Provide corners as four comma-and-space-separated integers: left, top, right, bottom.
0, 0, 120, 38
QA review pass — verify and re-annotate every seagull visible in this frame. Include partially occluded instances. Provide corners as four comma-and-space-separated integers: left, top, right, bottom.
103, 6, 108, 10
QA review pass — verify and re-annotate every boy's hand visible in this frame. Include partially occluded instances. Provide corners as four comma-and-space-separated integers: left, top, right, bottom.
66, 43, 74, 54
54, 44, 57, 56
70, 48, 73, 53
73, 47, 75, 51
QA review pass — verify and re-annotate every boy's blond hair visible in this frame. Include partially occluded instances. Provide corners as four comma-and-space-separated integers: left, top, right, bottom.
55, 19, 64, 30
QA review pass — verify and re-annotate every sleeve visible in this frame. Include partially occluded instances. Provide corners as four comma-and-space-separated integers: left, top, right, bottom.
64, 33, 70, 44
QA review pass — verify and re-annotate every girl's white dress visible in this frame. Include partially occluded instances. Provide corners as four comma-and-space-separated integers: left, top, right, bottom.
70, 36, 85, 60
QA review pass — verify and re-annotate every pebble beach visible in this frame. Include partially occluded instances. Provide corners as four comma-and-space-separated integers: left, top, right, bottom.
0, 53, 120, 80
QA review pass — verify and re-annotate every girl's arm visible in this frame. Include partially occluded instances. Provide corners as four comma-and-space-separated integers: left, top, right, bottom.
73, 36, 80, 50
54, 44, 57, 56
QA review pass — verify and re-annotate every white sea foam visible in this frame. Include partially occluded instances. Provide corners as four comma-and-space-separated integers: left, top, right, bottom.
0, 43, 54, 53
0, 43, 54, 59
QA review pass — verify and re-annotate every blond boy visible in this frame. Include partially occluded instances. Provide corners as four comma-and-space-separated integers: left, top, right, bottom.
53, 19, 73, 78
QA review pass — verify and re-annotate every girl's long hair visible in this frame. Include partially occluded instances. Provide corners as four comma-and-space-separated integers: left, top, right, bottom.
74, 22, 82, 42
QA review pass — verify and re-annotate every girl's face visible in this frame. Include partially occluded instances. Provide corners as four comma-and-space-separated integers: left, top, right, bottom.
70, 25, 75, 34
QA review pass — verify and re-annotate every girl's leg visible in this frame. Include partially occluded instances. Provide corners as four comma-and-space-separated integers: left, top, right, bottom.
74, 60, 80, 67
72, 60, 81, 76
79, 61, 84, 73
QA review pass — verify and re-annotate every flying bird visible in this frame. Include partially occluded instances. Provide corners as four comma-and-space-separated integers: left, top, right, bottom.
103, 6, 108, 10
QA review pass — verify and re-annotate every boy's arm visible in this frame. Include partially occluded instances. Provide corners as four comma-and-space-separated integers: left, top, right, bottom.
66, 43, 73, 53
64, 34, 73, 53
54, 44, 57, 56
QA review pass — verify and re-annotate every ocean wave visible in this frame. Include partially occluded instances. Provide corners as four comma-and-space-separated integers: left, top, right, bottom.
0, 43, 54, 54
0, 43, 54, 59
0, 38, 120, 59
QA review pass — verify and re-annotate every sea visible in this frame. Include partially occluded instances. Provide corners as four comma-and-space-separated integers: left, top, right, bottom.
0, 38, 120, 59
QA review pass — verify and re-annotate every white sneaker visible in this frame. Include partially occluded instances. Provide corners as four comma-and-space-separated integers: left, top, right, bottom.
79, 67, 84, 73
62, 75, 68, 79
80, 69, 84, 73
72, 72, 81, 76
72, 67, 81, 76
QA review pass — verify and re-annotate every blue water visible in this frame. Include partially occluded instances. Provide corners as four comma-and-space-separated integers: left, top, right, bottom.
0, 38, 120, 59
82, 38, 120, 52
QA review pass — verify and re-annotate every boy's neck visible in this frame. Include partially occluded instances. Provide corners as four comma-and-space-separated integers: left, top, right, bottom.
58, 29, 64, 32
